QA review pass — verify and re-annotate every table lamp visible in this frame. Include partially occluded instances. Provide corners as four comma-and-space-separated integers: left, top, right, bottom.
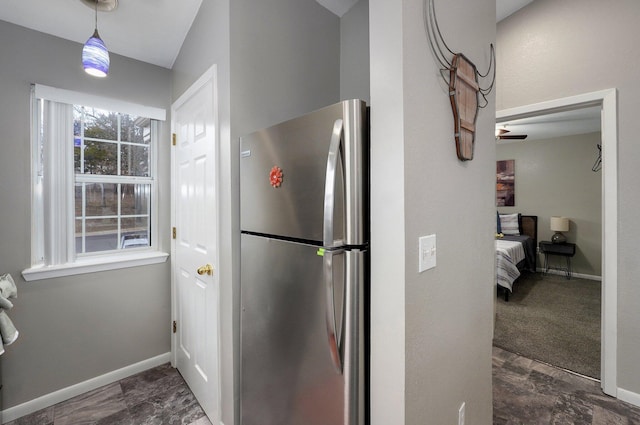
550, 216, 569, 244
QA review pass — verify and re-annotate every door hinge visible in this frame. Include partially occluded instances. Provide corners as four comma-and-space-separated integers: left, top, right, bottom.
172, 320, 177, 333
172, 227, 176, 239
172, 133, 176, 146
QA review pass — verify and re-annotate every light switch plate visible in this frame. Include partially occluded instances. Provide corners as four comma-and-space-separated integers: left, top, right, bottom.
418, 234, 437, 273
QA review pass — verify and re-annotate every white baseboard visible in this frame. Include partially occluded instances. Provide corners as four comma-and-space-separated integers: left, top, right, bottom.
535, 268, 602, 281
572, 272, 602, 281
1, 352, 171, 424
618, 387, 640, 408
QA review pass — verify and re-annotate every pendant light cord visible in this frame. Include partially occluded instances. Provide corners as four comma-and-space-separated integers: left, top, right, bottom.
94, 0, 98, 31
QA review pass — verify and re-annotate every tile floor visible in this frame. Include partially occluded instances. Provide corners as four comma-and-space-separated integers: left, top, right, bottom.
9, 349, 640, 424
493, 346, 640, 424
6, 363, 211, 425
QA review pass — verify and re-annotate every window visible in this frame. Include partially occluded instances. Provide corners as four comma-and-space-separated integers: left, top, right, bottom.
74, 107, 152, 254
23, 85, 168, 281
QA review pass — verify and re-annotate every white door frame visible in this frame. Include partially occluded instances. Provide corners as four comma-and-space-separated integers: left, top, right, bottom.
497, 88, 618, 396
170, 64, 222, 418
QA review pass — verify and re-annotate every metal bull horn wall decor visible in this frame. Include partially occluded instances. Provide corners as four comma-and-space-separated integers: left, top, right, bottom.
423, 0, 496, 161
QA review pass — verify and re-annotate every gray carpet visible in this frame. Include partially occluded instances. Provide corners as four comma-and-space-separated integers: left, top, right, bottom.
493, 272, 601, 379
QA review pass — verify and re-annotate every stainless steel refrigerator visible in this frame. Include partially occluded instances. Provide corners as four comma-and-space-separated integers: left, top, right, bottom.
240, 99, 368, 425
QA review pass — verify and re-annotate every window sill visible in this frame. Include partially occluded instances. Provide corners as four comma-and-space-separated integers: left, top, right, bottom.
21, 251, 170, 282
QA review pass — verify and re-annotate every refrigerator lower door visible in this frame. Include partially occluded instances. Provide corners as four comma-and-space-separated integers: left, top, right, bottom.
241, 234, 347, 425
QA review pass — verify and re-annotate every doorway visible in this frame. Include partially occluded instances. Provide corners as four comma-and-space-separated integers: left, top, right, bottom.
171, 65, 222, 421
496, 89, 618, 396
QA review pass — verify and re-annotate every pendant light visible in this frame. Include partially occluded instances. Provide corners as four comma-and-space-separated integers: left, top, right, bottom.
82, 0, 110, 77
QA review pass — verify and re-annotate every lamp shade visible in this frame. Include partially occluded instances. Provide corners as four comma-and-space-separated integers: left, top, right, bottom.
550, 216, 569, 232
82, 30, 110, 77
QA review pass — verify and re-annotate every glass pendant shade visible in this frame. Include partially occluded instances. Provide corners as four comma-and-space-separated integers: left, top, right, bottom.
83, 29, 110, 77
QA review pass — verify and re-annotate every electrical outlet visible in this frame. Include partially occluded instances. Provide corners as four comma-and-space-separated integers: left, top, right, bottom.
458, 402, 465, 425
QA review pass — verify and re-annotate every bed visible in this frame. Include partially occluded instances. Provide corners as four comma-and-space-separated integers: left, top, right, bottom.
496, 214, 537, 301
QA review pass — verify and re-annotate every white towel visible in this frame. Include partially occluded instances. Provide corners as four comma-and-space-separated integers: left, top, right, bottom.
0, 274, 19, 353
0, 295, 13, 310
0, 273, 18, 299
0, 311, 18, 345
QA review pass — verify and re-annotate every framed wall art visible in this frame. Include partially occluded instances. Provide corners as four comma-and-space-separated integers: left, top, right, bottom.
496, 159, 515, 206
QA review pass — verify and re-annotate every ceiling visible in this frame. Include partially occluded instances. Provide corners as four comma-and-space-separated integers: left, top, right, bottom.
0, 0, 533, 70
315, 0, 360, 17
3, 0, 593, 140
496, 106, 602, 143
496, 0, 534, 22
0, 0, 203, 69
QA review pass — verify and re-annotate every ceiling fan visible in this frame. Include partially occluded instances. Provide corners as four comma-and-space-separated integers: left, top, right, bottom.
495, 127, 527, 140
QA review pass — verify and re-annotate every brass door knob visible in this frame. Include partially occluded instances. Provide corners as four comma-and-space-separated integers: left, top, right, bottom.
197, 264, 214, 276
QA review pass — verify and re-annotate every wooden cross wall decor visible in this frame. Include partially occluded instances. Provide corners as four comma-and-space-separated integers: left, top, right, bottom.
424, 0, 495, 161
449, 54, 479, 161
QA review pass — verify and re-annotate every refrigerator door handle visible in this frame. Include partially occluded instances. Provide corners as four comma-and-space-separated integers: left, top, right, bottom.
323, 118, 344, 248
324, 248, 344, 374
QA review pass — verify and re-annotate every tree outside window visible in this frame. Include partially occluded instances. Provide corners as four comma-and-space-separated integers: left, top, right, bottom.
73, 107, 153, 253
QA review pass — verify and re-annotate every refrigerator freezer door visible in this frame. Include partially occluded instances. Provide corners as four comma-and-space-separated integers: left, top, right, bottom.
241, 234, 346, 425
240, 99, 367, 246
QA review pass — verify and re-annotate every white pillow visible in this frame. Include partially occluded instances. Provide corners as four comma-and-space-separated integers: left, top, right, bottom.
499, 213, 520, 236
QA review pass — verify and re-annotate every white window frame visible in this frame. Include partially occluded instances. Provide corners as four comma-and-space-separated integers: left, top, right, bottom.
22, 84, 168, 282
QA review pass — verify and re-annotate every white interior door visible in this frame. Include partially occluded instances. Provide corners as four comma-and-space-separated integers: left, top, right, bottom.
171, 66, 220, 422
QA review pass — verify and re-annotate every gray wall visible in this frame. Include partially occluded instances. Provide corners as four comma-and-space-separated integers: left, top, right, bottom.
497, 133, 602, 277
369, 0, 406, 420
173, 0, 340, 423
370, 0, 495, 423
230, 0, 340, 136
340, 0, 370, 103
230, 1, 340, 422
0, 20, 172, 409
1, 0, 498, 422
171, 1, 235, 423
498, 0, 640, 397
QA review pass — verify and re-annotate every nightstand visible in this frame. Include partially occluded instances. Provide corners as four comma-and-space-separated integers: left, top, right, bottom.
539, 241, 576, 279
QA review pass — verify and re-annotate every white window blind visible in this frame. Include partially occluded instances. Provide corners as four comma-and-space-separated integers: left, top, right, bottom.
42, 100, 75, 266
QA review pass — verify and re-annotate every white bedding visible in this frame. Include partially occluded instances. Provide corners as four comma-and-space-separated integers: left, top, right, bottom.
496, 239, 525, 265
495, 239, 525, 292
